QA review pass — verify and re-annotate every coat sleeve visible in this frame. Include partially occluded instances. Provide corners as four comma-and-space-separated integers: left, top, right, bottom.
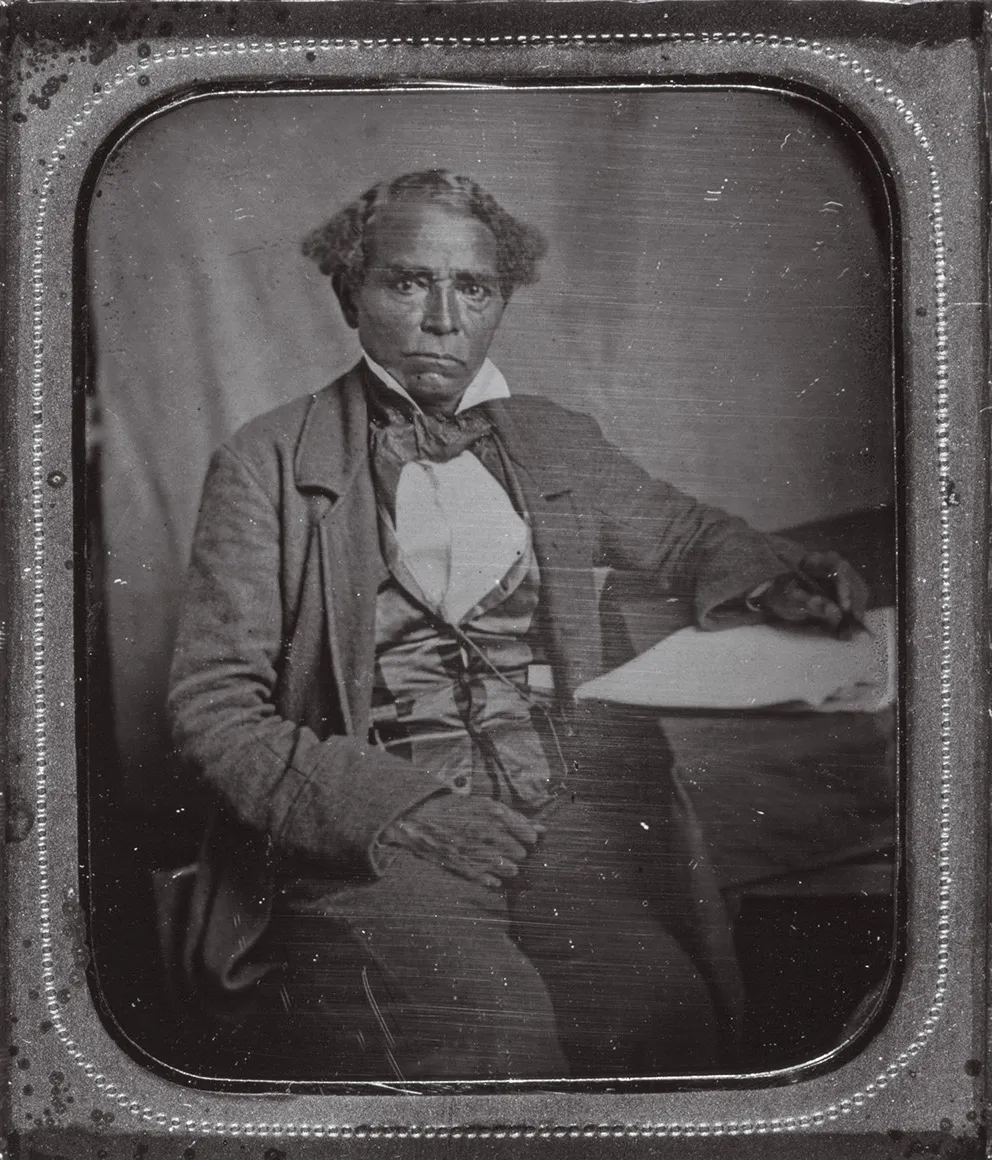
567, 412, 808, 628
167, 444, 447, 875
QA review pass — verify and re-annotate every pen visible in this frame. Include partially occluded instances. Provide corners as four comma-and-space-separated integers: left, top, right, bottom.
809, 571, 871, 638
837, 607, 872, 638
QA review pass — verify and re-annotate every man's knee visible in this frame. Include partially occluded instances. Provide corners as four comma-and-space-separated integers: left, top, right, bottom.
280, 856, 568, 1078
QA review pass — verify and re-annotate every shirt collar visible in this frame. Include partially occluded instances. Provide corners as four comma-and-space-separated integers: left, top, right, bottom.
361, 350, 510, 415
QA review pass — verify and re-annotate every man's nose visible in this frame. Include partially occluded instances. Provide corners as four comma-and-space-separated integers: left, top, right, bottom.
421, 283, 461, 335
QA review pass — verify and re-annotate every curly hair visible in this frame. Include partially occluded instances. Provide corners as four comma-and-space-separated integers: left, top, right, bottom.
301, 170, 548, 301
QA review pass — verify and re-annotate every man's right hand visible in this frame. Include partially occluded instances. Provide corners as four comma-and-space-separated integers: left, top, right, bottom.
380, 794, 545, 888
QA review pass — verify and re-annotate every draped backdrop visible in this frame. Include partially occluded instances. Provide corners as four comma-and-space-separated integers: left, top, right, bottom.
87, 88, 893, 816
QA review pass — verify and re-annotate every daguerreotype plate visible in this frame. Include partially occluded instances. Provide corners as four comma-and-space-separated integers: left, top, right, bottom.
1, 2, 988, 1158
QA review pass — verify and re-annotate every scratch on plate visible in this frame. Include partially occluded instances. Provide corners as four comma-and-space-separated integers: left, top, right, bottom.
704, 177, 728, 202
368, 1082, 423, 1096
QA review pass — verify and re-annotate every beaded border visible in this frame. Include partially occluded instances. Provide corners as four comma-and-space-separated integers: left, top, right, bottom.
24, 30, 952, 1141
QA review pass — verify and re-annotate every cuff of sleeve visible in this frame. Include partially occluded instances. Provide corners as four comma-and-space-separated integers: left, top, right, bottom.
694, 533, 808, 629
366, 783, 453, 877
696, 562, 792, 630
370, 804, 447, 875
276, 740, 449, 877
744, 580, 774, 613
369, 833, 403, 875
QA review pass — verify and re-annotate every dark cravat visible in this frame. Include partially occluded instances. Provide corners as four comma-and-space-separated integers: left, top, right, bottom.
368, 388, 493, 460
367, 385, 499, 517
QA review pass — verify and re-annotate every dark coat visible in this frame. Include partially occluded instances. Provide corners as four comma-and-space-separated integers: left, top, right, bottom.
167, 363, 802, 1003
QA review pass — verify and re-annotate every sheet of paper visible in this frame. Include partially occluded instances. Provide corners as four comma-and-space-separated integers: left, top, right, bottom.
576, 606, 895, 712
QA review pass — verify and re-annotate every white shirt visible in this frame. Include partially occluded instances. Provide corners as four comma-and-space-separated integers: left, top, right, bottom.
362, 352, 528, 625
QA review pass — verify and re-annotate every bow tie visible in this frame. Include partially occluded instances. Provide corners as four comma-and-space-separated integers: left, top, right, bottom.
368, 390, 494, 465
367, 385, 502, 522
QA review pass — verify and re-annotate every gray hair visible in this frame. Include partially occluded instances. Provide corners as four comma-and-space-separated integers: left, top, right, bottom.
302, 169, 548, 301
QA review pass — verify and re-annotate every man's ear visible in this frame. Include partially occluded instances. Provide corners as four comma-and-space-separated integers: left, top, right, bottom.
332, 273, 360, 329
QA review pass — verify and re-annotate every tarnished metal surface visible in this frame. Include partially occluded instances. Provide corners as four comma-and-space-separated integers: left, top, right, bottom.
1, 1, 988, 1156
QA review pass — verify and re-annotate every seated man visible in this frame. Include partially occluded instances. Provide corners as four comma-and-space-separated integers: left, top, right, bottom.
167, 169, 866, 1081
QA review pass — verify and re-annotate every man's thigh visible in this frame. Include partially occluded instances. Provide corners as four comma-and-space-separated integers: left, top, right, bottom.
509, 794, 723, 1075
263, 852, 567, 1080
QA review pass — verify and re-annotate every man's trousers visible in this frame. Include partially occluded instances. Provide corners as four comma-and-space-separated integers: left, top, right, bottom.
227, 757, 729, 1081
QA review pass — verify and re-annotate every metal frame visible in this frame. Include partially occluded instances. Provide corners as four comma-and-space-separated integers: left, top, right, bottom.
1, 2, 988, 1156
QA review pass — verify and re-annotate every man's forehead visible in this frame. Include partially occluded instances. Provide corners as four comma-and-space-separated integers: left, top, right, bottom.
366, 200, 499, 270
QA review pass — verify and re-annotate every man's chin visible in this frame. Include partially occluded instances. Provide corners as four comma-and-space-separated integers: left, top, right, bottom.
404, 372, 471, 412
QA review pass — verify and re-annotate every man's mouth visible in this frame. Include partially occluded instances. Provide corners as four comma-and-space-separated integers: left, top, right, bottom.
405, 353, 463, 365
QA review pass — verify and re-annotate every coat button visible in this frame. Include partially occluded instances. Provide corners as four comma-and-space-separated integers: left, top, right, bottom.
452, 774, 470, 791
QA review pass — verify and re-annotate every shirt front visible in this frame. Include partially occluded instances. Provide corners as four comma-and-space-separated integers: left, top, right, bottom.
363, 351, 528, 625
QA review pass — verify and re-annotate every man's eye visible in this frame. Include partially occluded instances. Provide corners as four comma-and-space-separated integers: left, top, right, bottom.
391, 277, 421, 294
460, 281, 492, 304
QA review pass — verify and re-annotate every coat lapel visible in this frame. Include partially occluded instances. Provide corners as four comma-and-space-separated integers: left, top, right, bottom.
482, 397, 576, 504
484, 398, 603, 695
295, 366, 386, 737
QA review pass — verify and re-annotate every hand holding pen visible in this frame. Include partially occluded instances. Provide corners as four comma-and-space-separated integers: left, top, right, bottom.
756, 551, 870, 638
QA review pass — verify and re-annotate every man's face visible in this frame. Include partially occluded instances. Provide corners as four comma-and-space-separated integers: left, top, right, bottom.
343, 201, 506, 414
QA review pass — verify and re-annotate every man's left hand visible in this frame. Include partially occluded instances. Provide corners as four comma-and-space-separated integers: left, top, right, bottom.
756, 551, 869, 636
